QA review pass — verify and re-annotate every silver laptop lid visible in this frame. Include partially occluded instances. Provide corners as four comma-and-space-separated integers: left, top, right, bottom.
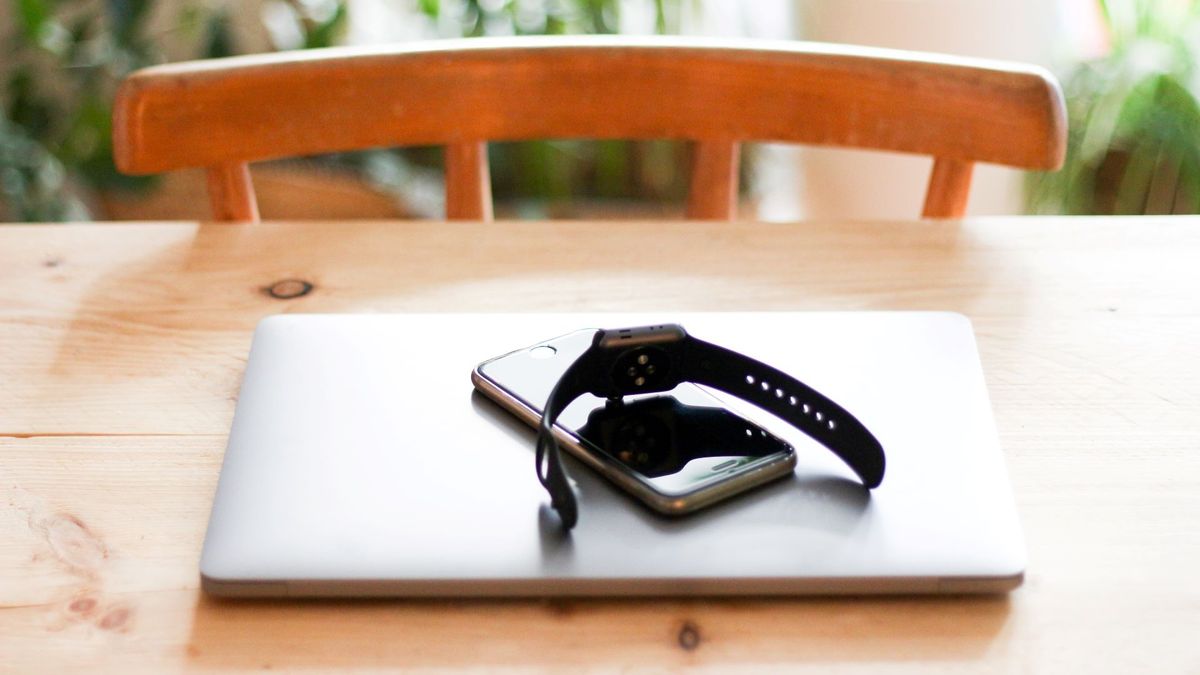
200, 312, 1024, 596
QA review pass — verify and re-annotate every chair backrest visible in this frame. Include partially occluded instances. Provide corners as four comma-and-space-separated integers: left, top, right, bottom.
112, 36, 1066, 222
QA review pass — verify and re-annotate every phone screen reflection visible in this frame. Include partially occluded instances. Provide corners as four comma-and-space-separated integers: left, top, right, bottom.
575, 395, 793, 492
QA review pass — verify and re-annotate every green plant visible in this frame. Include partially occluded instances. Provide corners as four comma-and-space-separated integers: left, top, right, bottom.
1027, 0, 1200, 215
0, 114, 87, 220
0, 0, 348, 222
2, 0, 161, 220
1, 0, 724, 222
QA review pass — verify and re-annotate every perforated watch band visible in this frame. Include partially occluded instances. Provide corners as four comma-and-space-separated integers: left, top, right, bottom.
681, 337, 885, 488
536, 328, 885, 530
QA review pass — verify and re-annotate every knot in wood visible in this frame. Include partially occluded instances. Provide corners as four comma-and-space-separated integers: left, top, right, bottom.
677, 621, 701, 651
264, 279, 314, 300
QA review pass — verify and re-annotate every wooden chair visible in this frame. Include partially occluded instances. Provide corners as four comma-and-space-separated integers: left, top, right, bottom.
112, 36, 1066, 222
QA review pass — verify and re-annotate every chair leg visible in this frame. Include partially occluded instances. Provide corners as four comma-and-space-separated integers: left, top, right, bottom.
922, 158, 974, 218
206, 162, 259, 222
445, 141, 493, 221
686, 140, 740, 220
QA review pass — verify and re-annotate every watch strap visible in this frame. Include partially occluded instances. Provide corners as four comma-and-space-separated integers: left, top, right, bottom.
681, 336, 885, 487
537, 349, 602, 529
537, 328, 887, 530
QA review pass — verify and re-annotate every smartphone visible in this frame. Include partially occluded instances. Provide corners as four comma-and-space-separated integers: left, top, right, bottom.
472, 329, 798, 515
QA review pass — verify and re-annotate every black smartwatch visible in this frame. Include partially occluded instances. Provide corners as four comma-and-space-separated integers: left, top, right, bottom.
536, 324, 885, 529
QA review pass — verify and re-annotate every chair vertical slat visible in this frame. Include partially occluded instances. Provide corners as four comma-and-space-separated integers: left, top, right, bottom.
922, 158, 975, 218
686, 140, 740, 220
445, 141, 493, 221
206, 162, 259, 222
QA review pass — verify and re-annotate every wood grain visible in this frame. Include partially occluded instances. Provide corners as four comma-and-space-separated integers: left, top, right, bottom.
112, 36, 1066, 221
204, 162, 258, 222
922, 157, 975, 218
444, 141, 493, 220
686, 140, 740, 219
1, 217, 1198, 673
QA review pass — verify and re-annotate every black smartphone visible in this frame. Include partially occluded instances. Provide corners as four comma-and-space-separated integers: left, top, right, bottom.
472, 329, 797, 515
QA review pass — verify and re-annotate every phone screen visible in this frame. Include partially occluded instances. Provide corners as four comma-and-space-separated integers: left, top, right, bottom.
477, 330, 794, 496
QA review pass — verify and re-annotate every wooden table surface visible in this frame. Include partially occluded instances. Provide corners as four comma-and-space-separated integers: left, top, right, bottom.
1, 218, 1197, 673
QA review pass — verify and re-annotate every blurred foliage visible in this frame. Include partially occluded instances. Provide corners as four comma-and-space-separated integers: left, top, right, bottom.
1, 0, 712, 221
0, 114, 88, 220
1028, 0, 1200, 215
1, 0, 348, 221
3, 0, 160, 220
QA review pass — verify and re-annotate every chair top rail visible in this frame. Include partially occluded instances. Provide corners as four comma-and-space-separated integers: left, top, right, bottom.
114, 35, 1066, 174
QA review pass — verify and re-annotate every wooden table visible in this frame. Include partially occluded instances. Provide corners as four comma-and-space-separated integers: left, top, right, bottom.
1, 218, 1197, 673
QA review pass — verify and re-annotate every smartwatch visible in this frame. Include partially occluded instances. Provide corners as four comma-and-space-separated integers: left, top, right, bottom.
536, 324, 885, 529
